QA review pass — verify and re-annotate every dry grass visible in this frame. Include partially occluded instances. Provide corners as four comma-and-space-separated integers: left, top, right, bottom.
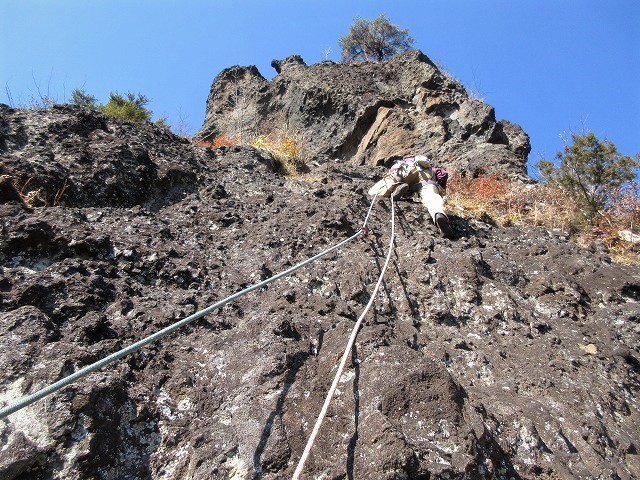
251, 135, 307, 176
447, 173, 577, 229
193, 132, 308, 177
447, 172, 640, 265
9, 175, 64, 208
15, 176, 45, 208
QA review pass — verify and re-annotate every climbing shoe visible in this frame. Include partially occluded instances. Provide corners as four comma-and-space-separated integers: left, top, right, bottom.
435, 213, 454, 239
391, 183, 409, 199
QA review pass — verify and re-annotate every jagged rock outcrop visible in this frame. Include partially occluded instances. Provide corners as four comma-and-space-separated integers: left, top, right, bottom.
0, 104, 202, 211
197, 50, 531, 179
0, 105, 639, 479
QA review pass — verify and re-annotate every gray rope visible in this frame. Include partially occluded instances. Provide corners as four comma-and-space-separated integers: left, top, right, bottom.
0, 195, 379, 420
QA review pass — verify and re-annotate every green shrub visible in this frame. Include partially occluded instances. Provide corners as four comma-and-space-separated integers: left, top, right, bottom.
98, 92, 152, 123
536, 132, 640, 223
69, 89, 98, 108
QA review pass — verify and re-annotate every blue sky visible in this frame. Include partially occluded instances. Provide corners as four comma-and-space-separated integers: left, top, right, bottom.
1, 0, 638, 174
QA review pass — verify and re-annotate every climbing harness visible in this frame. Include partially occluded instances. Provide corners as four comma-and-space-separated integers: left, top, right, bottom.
0, 194, 381, 421
292, 195, 396, 480
358, 226, 371, 240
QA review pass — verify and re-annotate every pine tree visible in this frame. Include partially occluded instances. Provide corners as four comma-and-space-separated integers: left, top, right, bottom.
536, 132, 640, 222
69, 89, 98, 109
99, 92, 152, 123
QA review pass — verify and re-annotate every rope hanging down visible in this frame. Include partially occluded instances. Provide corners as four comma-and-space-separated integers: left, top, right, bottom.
0, 194, 380, 421
292, 195, 396, 480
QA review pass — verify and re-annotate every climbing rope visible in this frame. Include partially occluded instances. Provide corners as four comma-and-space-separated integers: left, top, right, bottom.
0, 194, 380, 421
292, 195, 396, 480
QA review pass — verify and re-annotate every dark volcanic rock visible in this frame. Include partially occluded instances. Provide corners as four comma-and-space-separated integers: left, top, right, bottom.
197, 50, 531, 180
0, 104, 200, 210
0, 105, 639, 480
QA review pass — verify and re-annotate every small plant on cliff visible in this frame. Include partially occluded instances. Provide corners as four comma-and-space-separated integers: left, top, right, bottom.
535, 132, 640, 224
339, 15, 414, 63
99, 92, 152, 123
193, 134, 241, 148
212, 133, 240, 148
69, 88, 98, 109
251, 135, 306, 175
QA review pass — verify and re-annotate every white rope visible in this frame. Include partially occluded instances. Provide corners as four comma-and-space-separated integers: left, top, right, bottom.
0, 194, 379, 421
292, 196, 396, 480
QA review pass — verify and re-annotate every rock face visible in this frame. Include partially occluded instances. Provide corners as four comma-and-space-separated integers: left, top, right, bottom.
0, 104, 201, 211
197, 50, 531, 179
0, 104, 639, 479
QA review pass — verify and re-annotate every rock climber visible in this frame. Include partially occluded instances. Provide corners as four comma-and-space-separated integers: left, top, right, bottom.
368, 155, 454, 239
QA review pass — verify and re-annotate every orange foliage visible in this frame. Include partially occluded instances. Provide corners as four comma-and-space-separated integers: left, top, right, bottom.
447, 170, 639, 264
193, 133, 240, 148
447, 171, 577, 230
448, 173, 508, 203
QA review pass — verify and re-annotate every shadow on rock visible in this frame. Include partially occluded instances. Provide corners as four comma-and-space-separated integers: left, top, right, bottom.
253, 351, 310, 479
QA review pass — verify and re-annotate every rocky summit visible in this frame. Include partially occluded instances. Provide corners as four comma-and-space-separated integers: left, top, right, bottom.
197, 50, 530, 180
1, 51, 639, 480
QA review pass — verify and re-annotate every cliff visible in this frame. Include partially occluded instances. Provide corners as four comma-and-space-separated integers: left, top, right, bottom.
0, 54, 638, 480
